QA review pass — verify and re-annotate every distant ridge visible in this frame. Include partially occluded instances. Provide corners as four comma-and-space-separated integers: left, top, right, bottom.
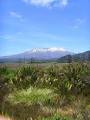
58, 50, 90, 63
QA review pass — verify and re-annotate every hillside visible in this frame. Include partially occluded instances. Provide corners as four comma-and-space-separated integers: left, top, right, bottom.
58, 50, 90, 63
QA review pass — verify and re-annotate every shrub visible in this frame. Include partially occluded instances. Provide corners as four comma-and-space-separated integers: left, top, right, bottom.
13, 66, 40, 89
57, 63, 90, 95
0, 66, 15, 113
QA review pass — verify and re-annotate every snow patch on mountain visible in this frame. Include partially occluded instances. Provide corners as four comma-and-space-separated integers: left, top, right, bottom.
31, 47, 66, 53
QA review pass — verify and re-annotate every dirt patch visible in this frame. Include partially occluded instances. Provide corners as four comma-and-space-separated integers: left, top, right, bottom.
0, 116, 11, 120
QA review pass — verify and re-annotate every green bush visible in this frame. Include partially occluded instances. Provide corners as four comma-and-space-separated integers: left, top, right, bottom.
0, 63, 90, 94
12, 66, 39, 89
61, 63, 90, 95
0, 66, 16, 113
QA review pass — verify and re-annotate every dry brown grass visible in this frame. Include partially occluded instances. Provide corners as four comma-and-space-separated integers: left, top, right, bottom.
0, 116, 12, 120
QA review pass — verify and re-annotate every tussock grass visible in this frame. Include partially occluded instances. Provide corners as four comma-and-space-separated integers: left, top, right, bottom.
5, 87, 56, 105
38, 113, 72, 120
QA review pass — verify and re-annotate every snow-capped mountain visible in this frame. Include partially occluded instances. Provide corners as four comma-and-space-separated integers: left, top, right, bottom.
0, 48, 73, 62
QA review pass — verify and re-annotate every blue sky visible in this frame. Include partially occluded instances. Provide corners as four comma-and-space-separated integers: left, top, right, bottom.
0, 0, 90, 56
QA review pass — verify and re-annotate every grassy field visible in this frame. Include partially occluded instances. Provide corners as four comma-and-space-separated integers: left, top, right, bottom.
0, 62, 90, 120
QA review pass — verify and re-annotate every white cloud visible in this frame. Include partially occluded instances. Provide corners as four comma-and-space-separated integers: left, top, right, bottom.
73, 18, 86, 29
22, 0, 69, 8
9, 11, 24, 21
61, 0, 68, 6
30, 0, 53, 7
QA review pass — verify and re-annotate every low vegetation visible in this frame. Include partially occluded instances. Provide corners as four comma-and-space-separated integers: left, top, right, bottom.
0, 62, 90, 120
